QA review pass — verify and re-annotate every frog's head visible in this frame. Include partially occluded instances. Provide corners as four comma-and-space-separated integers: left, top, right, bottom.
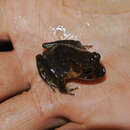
79, 52, 106, 80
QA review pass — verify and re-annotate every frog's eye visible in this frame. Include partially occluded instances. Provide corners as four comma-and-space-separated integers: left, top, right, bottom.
91, 52, 101, 61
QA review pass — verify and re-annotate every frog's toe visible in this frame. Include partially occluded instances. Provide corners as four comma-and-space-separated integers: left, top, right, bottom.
69, 87, 79, 92
49, 85, 56, 92
66, 86, 79, 96
67, 92, 75, 96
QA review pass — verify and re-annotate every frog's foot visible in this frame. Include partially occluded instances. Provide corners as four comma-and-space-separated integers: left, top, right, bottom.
66, 86, 79, 96
69, 87, 79, 92
50, 85, 56, 93
84, 45, 93, 50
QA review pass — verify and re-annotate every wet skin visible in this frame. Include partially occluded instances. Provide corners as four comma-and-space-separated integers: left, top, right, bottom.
36, 40, 106, 95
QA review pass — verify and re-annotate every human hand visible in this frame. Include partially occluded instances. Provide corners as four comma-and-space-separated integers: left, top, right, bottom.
0, 0, 130, 130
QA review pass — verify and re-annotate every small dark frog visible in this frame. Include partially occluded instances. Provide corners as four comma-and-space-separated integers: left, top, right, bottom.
36, 40, 106, 95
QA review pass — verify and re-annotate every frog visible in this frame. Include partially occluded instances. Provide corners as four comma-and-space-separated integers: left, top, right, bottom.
36, 40, 106, 95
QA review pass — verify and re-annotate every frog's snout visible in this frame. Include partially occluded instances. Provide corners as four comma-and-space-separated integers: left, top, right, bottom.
81, 63, 106, 80
96, 64, 106, 78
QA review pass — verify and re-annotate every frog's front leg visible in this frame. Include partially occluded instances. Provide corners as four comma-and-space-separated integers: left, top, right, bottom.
58, 80, 78, 95
42, 40, 84, 49
66, 86, 79, 96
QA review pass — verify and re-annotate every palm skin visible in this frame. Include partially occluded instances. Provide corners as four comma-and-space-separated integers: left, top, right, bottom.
0, 0, 130, 129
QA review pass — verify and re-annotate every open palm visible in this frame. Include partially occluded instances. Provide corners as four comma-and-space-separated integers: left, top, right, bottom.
0, 0, 130, 129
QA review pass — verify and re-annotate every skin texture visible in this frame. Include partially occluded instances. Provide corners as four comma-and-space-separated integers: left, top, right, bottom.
0, 0, 130, 129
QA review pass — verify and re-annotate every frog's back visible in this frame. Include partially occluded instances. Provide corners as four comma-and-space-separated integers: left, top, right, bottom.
47, 44, 84, 60
42, 44, 82, 77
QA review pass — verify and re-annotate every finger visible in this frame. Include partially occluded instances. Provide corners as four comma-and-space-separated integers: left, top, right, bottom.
0, 78, 66, 130
0, 51, 29, 101
0, 0, 28, 101
55, 122, 86, 130
0, 91, 44, 130
0, 0, 8, 37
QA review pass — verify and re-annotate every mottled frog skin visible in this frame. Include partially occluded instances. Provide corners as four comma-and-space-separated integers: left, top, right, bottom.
36, 40, 106, 95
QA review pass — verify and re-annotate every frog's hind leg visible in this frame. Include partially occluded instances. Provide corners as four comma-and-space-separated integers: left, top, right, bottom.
36, 54, 47, 80
54, 40, 83, 49
42, 40, 84, 49
42, 41, 58, 49
36, 54, 57, 92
